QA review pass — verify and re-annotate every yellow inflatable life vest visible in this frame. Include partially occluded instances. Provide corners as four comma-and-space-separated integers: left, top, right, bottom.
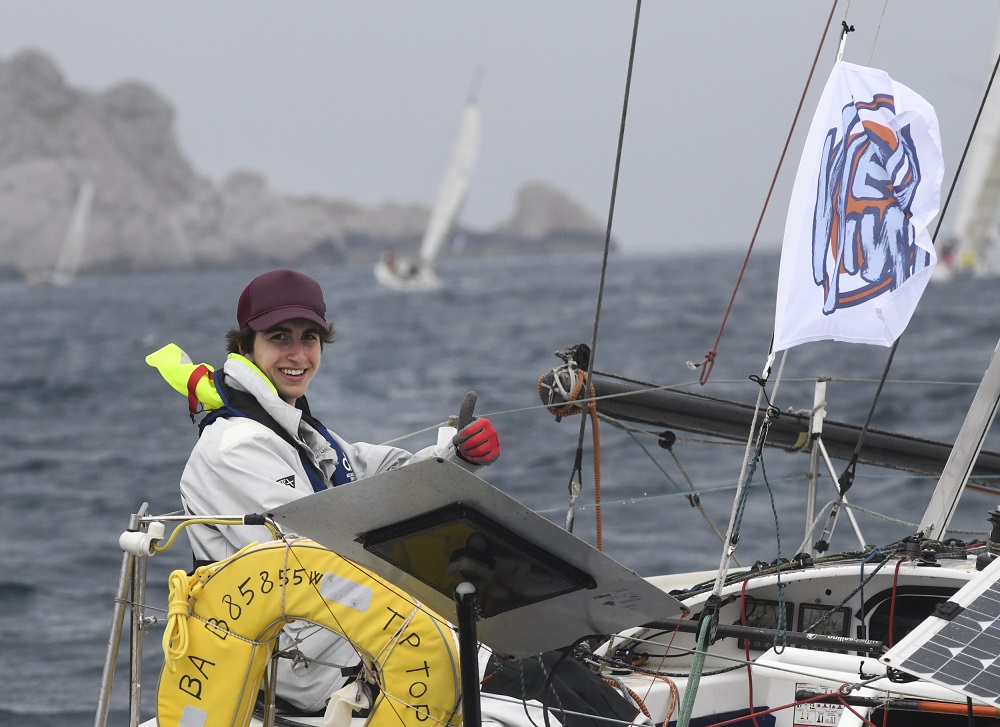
146, 343, 224, 414
146, 344, 282, 416
157, 539, 462, 727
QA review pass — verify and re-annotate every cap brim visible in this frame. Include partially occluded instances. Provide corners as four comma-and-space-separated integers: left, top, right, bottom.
246, 306, 329, 331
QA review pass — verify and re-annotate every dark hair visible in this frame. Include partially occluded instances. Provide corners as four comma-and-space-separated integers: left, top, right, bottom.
225, 322, 336, 355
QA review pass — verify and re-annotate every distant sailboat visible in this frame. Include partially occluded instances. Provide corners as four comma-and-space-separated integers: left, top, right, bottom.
374, 89, 481, 291
937, 120, 1000, 278
937, 19, 1000, 278
49, 180, 96, 286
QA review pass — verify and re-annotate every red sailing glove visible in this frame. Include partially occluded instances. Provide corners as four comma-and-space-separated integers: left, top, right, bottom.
453, 418, 500, 466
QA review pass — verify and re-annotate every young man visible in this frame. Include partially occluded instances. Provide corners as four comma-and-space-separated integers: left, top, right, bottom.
178, 268, 500, 713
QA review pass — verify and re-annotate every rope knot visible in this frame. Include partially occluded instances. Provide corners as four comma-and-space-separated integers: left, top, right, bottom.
697, 349, 717, 385
538, 363, 590, 419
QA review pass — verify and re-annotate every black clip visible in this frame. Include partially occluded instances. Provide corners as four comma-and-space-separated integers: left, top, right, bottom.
698, 595, 723, 645
932, 600, 963, 621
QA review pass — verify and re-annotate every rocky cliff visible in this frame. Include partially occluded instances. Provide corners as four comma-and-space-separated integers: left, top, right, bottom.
0, 49, 610, 281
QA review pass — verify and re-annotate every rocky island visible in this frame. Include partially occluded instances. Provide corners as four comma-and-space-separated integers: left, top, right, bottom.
0, 49, 611, 281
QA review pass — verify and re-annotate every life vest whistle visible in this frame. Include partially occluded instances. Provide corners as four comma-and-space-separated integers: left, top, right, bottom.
146, 343, 225, 414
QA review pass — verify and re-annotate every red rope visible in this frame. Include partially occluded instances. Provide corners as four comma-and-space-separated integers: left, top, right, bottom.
697, 1, 839, 385
646, 613, 687, 725
887, 557, 911, 648
739, 579, 763, 727
703, 690, 878, 727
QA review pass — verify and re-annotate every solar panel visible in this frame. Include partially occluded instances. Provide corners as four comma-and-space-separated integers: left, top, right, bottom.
881, 554, 1000, 705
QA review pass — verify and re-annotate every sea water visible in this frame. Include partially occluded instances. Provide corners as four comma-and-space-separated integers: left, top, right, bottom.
1, 250, 998, 725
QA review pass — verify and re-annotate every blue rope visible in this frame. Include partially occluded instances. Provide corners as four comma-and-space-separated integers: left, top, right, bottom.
761, 454, 787, 652
730, 416, 773, 548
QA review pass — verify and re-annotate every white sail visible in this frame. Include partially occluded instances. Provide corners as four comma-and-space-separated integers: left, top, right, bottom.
418, 97, 481, 268
947, 119, 1000, 274
944, 18, 1000, 276
51, 180, 96, 286
374, 87, 482, 291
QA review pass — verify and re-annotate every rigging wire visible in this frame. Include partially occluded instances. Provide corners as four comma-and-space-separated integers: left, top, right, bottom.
691, 2, 840, 385
618, 423, 738, 562
566, 0, 642, 546
933, 32, 1000, 246
866, 1, 889, 65
833, 22, 1000, 499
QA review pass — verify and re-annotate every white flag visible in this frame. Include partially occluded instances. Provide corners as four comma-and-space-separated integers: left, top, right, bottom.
773, 61, 943, 351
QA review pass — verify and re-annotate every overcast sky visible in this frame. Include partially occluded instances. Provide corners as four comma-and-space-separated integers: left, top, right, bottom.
1, 2, 998, 255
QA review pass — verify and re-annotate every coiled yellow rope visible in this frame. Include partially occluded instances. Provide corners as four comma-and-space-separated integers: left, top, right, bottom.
162, 570, 193, 672
161, 540, 263, 672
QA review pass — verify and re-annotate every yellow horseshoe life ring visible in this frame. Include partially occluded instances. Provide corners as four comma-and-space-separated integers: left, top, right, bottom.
157, 538, 462, 727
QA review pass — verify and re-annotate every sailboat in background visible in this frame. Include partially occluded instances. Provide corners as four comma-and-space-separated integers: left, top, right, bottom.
937, 116, 1000, 278
937, 18, 1000, 279
374, 86, 481, 291
33, 179, 96, 287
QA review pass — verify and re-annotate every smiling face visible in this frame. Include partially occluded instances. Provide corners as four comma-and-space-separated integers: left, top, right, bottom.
243, 319, 324, 405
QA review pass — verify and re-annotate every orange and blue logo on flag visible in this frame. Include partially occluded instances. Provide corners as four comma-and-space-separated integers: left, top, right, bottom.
812, 92, 931, 315
774, 62, 941, 351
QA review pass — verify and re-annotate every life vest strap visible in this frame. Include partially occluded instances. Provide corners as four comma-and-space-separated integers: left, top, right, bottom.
186, 364, 214, 415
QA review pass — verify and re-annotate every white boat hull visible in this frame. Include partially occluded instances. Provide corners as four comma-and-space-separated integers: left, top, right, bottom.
129, 553, 985, 727
373, 254, 442, 292
598, 558, 981, 726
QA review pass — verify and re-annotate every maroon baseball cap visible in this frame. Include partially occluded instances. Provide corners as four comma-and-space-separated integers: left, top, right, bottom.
237, 269, 328, 331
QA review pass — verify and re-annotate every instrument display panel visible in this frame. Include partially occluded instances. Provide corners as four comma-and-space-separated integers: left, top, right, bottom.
799, 603, 852, 651
737, 598, 794, 651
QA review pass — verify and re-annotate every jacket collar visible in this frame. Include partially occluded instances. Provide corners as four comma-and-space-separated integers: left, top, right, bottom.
222, 354, 304, 436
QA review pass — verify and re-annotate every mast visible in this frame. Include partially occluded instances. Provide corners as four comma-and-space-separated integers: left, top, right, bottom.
919, 338, 1000, 540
